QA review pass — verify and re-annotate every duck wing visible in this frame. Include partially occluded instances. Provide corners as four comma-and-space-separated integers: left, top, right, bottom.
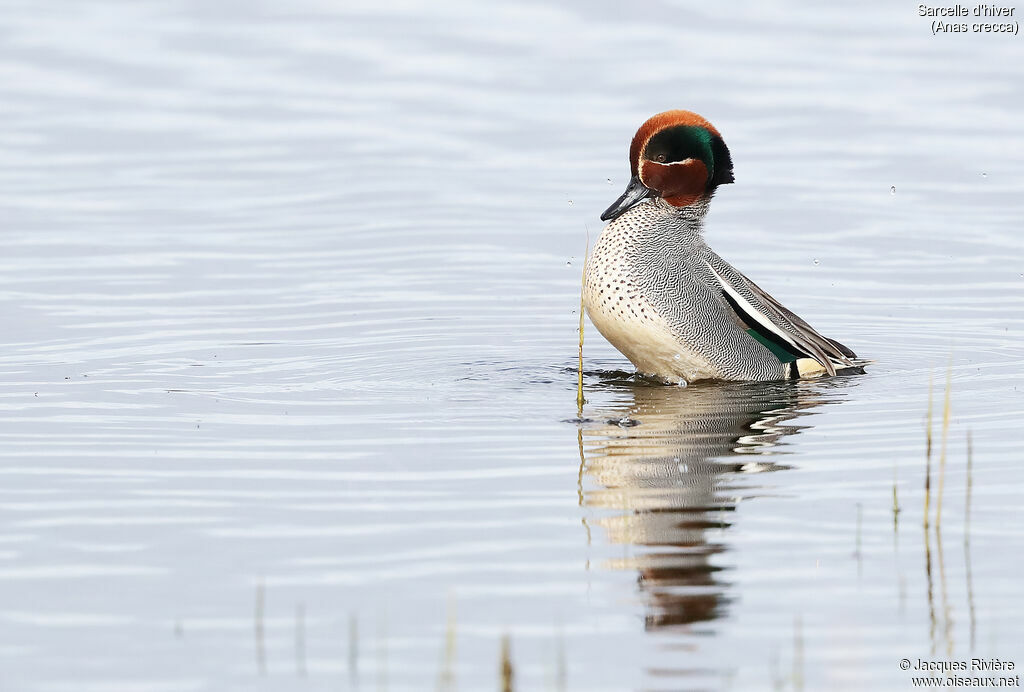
701, 255, 856, 375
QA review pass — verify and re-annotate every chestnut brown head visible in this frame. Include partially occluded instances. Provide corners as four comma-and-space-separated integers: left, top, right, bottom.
602, 110, 734, 221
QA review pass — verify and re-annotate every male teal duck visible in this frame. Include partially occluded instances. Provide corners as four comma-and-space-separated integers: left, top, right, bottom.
584, 110, 858, 384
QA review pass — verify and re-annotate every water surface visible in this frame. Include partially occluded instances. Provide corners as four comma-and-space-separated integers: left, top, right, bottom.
1, 1, 1022, 690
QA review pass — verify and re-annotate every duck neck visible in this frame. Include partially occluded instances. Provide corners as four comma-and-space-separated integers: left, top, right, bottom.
652, 197, 709, 242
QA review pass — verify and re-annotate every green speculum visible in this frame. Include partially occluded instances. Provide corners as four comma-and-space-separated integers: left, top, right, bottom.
746, 328, 799, 363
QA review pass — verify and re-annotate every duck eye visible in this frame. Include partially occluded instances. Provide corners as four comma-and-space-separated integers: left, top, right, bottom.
655, 154, 667, 163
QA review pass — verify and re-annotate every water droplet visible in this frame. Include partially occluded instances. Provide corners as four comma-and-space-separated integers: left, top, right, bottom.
890, 186, 896, 195
567, 200, 574, 207
606, 178, 613, 185
813, 258, 820, 265
982, 172, 988, 178
566, 261, 572, 266
673, 353, 681, 360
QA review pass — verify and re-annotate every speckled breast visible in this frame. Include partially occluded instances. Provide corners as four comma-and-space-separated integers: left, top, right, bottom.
583, 208, 722, 383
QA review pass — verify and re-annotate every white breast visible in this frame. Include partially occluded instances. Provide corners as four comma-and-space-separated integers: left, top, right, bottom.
583, 225, 722, 383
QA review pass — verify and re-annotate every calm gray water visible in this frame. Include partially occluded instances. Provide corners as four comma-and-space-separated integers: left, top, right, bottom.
1, 1, 1022, 690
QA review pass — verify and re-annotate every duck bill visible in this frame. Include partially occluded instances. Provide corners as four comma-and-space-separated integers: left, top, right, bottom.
600, 175, 656, 221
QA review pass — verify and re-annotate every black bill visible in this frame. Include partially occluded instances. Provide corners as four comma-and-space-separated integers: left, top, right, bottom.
600, 175, 656, 221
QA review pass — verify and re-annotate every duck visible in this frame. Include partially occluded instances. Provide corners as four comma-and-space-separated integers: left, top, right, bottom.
583, 110, 859, 384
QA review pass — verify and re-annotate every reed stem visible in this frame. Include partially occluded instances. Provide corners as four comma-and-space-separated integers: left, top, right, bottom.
923, 371, 933, 530
935, 360, 953, 528
500, 634, 514, 692
576, 240, 589, 414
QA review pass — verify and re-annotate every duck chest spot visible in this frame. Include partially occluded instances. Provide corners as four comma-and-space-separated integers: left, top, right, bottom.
583, 235, 719, 381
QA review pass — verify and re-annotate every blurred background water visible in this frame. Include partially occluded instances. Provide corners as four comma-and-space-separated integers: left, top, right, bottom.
0, 0, 1022, 690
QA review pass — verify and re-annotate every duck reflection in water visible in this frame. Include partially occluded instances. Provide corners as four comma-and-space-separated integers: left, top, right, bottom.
580, 378, 846, 632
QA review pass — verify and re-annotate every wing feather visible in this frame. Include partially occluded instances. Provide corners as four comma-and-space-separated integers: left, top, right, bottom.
737, 269, 858, 360
702, 258, 855, 376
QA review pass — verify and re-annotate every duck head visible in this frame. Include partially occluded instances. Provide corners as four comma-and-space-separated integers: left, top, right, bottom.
601, 110, 735, 221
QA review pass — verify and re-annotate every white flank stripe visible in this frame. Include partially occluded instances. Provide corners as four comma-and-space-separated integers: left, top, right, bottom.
702, 259, 805, 354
